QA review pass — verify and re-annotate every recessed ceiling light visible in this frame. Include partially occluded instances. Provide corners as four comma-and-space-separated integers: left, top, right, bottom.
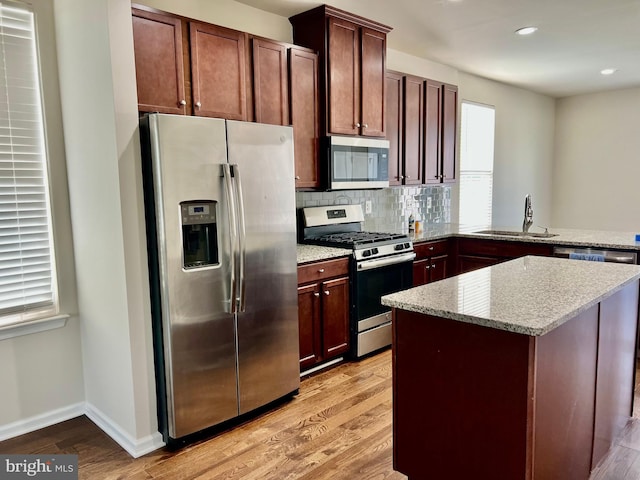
600, 68, 617, 76
515, 26, 538, 36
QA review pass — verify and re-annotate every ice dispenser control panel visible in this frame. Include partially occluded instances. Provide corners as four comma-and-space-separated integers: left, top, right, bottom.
180, 200, 218, 269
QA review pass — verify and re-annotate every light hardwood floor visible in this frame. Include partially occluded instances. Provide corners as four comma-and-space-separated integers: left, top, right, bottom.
1, 350, 639, 479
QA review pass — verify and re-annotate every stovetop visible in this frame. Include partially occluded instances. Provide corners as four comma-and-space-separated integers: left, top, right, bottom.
304, 231, 409, 248
300, 205, 414, 261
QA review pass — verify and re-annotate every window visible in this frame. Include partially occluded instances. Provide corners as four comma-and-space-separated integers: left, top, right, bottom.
459, 101, 495, 227
0, 1, 57, 328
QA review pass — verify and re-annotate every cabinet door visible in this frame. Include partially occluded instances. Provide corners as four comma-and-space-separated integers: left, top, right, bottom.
442, 84, 458, 183
413, 258, 430, 287
327, 17, 360, 136
290, 47, 320, 188
360, 27, 386, 137
457, 255, 503, 275
424, 80, 442, 184
132, 8, 186, 114
298, 283, 322, 370
321, 276, 350, 358
252, 38, 289, 125
402, 75, 424, 185
386, 71, 403, 186
190, 22, 247, 120
429, 254, 449, 282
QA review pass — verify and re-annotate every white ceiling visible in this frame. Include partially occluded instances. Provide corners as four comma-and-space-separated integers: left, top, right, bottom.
234, 0, 640, 98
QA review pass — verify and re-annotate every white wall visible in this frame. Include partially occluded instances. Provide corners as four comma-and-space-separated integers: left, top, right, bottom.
52, 0, 161, 456
0, 0, 83, 438
552, 87, 640, 231
457, 73, 556, 228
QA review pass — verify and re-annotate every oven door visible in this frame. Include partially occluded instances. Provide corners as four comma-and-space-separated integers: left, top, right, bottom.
352, 252, 415, 357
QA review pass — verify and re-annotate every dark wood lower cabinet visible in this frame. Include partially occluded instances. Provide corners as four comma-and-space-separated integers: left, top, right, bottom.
392, 281, 640, 480
297, 258, 350, 371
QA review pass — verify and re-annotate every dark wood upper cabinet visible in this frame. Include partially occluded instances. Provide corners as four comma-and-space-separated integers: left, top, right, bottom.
442, 83, 458, 183
327, 17, 360, 136
402, 75, 424, 185
385, 71, 403, 186
360, 27, 386, 137
289, 47, 320, 189
252, 38, 289, 125
425, 80, 458, 184
424, 79, 442, 184
132, 8, 187, 115
189, 22, 248, 120
290, 5, 391, 138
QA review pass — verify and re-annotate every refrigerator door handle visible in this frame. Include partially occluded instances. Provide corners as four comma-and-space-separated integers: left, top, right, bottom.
230, 165, 247, 312
222, 164, 238, 314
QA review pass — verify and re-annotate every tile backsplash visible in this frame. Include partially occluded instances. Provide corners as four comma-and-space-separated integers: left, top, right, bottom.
296, 185, 451, 233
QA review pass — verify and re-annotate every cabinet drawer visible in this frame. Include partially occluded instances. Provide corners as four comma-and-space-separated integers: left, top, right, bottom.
298, 257, 349, 284
414, 240, 449, 259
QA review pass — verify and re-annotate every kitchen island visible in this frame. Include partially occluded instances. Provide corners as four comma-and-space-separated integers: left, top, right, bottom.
382, 256, 640, 480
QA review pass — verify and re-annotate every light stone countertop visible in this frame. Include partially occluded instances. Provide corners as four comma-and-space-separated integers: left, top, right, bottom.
381, 255, 640, 336
297, 244, 351, 264
297, 225, 640, 264
410, 224, 640, 250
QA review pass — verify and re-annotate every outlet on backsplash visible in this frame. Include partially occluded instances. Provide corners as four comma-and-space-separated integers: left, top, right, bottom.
427, 197, 432, 209
365, 200, 372, 214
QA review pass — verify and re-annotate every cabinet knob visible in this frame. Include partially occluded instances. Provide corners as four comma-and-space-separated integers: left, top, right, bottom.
324, 290, 330, 296
195, 101, 202, 108
363, 123, 368, 128
431, 264, 436, 268
314, 292, 320, 298
399, 175, 404, 180
429, 246, 434, 251
318, 268, 325, 273
355, 123, 361, 128
295, 176, 301, 180
426, 265, 431, 269
179, 100, 186, 106
406, 175, 411, 179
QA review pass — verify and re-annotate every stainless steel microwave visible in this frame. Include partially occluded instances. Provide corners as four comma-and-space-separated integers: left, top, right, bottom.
325, 136, 390, 190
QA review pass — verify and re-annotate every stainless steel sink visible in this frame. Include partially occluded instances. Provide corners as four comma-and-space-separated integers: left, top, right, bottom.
474, 229, 559, 239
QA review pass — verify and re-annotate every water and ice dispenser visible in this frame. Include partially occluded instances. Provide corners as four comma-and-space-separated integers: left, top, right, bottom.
180, 200, 218, 269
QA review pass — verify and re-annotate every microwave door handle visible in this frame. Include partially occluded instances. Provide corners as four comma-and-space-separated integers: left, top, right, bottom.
222, 164, 238, 314
230, 164, 247, 313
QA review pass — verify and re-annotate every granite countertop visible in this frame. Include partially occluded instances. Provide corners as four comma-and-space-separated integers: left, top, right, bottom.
297, 244, 351, 264
381, 255, 640, 336
297, 225, 640, 264
410, 224, 640, 250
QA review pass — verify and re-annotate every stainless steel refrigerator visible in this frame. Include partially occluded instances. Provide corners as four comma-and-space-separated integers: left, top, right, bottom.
139, 113, 300, 443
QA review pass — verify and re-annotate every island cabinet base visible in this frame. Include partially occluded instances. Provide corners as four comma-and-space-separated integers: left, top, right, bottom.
392, 281, 639, 480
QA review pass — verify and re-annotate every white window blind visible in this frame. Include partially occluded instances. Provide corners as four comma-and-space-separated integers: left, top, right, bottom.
459, 101, 495, 227
0, 1, 57, 327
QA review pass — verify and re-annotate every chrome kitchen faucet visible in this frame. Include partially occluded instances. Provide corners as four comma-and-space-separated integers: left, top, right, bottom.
522, 194, 533, 233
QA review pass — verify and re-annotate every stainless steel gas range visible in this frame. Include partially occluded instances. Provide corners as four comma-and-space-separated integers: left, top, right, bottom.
301, 205, 415, 358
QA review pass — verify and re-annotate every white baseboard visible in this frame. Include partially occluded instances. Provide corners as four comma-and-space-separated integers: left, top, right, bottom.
0, 402, 165, 459
84, 403, 165, 458
0, 402, 85, 442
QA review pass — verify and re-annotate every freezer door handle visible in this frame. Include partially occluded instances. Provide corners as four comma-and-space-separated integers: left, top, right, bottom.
230, 164, 247, 312
222, 164, 238, 314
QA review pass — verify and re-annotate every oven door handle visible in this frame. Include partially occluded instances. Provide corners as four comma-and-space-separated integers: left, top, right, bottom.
357, 252, 416, 271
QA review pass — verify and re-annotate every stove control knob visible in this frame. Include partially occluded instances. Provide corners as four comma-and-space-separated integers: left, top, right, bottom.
372, 248, 379, 255
394, 244, 404, 251
363, 250, 372, 257
404, 242, 411, 249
